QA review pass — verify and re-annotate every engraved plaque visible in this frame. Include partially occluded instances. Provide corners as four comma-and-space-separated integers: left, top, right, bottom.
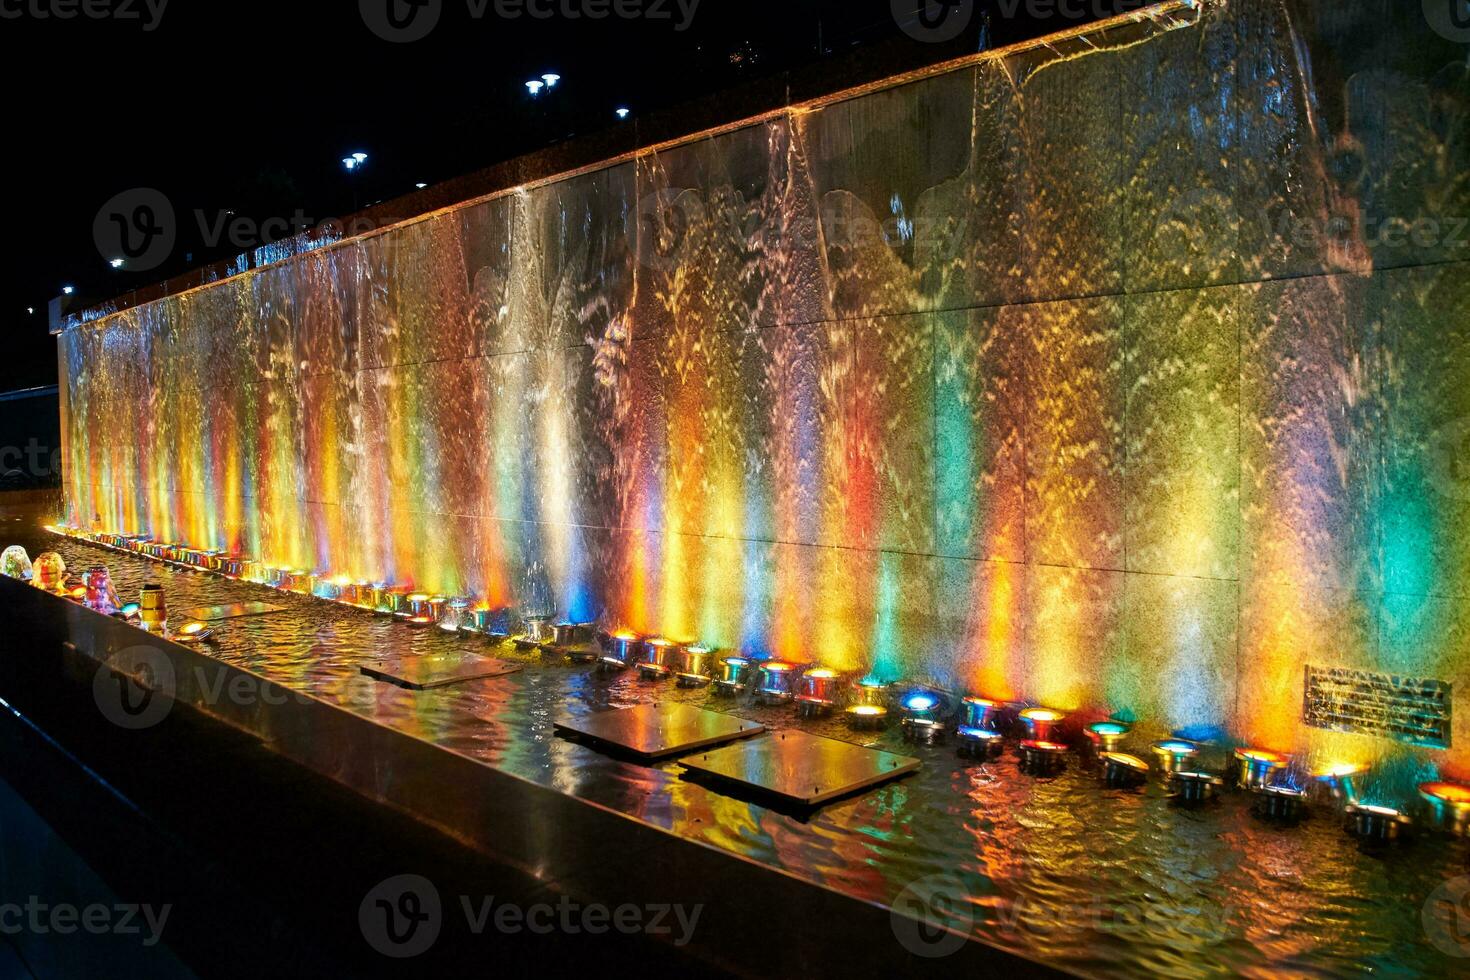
1303, 665, 1452, 748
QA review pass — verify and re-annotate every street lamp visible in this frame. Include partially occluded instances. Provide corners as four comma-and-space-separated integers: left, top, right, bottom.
541, 73, 561, 89
616, 107, 631, 120
526, 79, 545, 96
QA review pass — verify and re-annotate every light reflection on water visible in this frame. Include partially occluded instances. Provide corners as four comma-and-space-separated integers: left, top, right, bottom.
27, 536, 1464, 978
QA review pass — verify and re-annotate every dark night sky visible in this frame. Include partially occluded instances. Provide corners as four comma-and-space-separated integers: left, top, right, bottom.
1, 0, 1104, 392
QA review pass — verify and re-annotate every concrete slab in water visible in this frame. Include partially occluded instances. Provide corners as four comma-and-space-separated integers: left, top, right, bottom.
361, 654, 522, 690
681, 730, 920, 807
555, 703, 763, 760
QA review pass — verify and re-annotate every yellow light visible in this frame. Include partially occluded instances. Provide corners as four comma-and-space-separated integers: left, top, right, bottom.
807, 668, 839, 679
1021, 708, 1063, 723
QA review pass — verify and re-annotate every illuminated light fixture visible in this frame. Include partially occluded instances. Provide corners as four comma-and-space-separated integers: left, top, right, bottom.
427, 596, 450, 623
31, 552, 67, 594
1172, 770, 1224, 804
1086, 721, 1131, 755
854, 678, 889, 708
287, 570, 312, 594
352, 152, 368, 164
406, 593, 433, 619
1314, 762, 1366, 807
440, 598, 473, 632
616, 107, 631, 119
1420, 782, 1470, 837
120, 602, 141, 620
1152, 739, 1200, 776
1020, 707, 1065, 743
519, 615, 555, 647
846, 704, 889, 732
956, 725, 1004, 760
110, 258, 125, 269
551, 621, 591, 648
481, 607, 515, 639
83, 565, 120, 615
1019, 739, 1068, 775
676, 645, 716, 688
1233, 747, 1289, 791
173, 621, 218, 644
796, 668, 841, 718
900, 691, 942, 721
138, 583, 167, 632
1100, 752, 1149, 788
599, 630, 640, 673
526, 79, 545, 95
1255, 783, 1307, 822
1346, 803, 1411, 844
343, 157, 359, 171
755, 661, 798, 705
62, 286, 74, 295
541, 73, 561, 88
638, 637, 681, 680
416, 183, 428, 189
902, 716, 947, 746
961, 696, 1002, 731
713, 657, 750, 696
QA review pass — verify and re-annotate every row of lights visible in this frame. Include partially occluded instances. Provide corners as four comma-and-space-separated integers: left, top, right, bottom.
40, 524, 1470, 839
524, 71, 630, 119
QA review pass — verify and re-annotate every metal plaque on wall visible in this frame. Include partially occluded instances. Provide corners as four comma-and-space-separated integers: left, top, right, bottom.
1303, 665, 1452, 748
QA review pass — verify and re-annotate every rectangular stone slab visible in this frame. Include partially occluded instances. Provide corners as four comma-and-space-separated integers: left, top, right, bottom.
361, 654, 523, 691
554, 703, 764, 760
178, 602, 288, 622
680, 731, 920, 807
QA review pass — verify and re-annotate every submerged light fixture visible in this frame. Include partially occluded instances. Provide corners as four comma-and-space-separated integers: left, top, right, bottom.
1019, 739, 1068, 775
1255, 783, 1307, 822
846, 704, 889, 732
638, 637, 681, 680
1086, 721, 1130, 755
957, 725, 1004, 761
599, 630, 639, 672
1314, 763, 1366, 807
1172, 770, 1224, 804
1020, 707, 1065, 743
1419, 782, 1470, 837
755, 661, 799, 705
713, 656, 750, 696
1346, 803, 1411, 844
1152, 739, 1200, 776
961, 696, 1002, 731
676, 645, 715, 688
796, 668, 841, 718
1099, 752, 1149, 789
1234, 748, 1289, 791
900, 690, 945, 744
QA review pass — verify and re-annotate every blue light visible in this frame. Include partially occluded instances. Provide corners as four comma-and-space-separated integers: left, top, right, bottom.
903, 693, 938, 712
